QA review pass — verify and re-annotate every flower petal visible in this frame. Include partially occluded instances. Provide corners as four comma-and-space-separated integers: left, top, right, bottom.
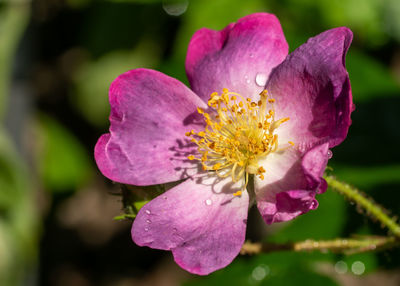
186, 13, 288, 102
256, 143, 329, 224
267, 27, 353, 150
95, 68, 207, 185
131, 175, 249, 275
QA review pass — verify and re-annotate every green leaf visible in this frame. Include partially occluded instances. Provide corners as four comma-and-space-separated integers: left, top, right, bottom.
0, 129, 25, 213
72, 41, 160, 127
37, 114, 92, 192
0, 129, 39, 285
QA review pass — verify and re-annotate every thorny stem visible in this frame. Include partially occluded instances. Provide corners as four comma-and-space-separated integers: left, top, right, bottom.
324, 175, 400, 238
241, 175, 400, 255
241, 236, 399, 255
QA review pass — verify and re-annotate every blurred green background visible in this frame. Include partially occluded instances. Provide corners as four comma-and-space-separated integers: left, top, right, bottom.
1, 0, 400, 285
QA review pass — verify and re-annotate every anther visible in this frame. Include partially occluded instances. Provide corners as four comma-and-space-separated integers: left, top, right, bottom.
233, 190, 242, 197
212, 163, 222, 170
185, 130, 194, 136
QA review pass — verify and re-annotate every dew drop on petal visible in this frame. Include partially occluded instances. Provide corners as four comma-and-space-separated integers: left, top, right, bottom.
162, 0, 189, 16
144, 227, 149, 232
249, 53, 254, 58
146, 219, 151, 224
173, 228, 177, 232
327, 150, 333, 159
163, 196, 167, 200
145, 210, 151, 215
205, 199, 212, 206
255, 73, 268, 87
310, 200, 317, 209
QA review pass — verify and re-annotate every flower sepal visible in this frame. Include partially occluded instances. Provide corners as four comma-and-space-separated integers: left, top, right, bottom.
113, 183, 169, 221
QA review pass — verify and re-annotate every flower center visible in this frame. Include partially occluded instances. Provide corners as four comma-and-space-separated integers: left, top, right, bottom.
186, 89, 293, 195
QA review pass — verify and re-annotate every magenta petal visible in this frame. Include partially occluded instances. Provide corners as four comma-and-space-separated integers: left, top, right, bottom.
256, 143, 329, 224
131, 175, 249, 275
267, 27, 353, 150
302, 143, 330, 194
94, 68, 207, 185
186, 13, 288, 102
273, 190, 319, 222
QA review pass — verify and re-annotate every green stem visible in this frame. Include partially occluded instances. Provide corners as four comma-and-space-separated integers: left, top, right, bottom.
324, 175, 400, 238
293, 236, 397, 253
241, 236, 399, 255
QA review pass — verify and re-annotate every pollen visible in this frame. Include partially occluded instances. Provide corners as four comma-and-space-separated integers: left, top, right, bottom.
233, 190, 242, 197
186, 89, 291, 195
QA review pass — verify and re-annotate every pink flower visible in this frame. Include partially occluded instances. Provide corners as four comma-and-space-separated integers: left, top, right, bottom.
95, 13, 353, 275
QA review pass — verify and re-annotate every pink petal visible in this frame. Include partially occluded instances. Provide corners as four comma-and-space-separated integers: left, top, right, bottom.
131, 175, 249, 275
94, 68, 207, 185
186, 13, 288, 102
256, 143, 329, 224
266, 27, 353, 150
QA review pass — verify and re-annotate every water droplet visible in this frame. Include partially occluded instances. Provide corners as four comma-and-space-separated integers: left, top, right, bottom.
162, 0, 189, 16
146, 219, 151, 224
249, 53, 254, 58
351, 261, 365, 275
310, 200, 318, 209
255, 73, 268, 87
144, 227, 149, 232
205, 199, 212, 206
335, 261, 347, 274
173, 228, 178, 232
246, 79, 251, 84
327, 150, 333, 159
252, 264, 269, 281
163, 196, 167, 200
145, 210, 151, 215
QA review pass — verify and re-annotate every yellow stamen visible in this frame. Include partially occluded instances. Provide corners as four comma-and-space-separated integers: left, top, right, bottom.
212, 163, 222, 170
185, 130, 194, 136
233, 190, 242, 197
185, 88, 292, 196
